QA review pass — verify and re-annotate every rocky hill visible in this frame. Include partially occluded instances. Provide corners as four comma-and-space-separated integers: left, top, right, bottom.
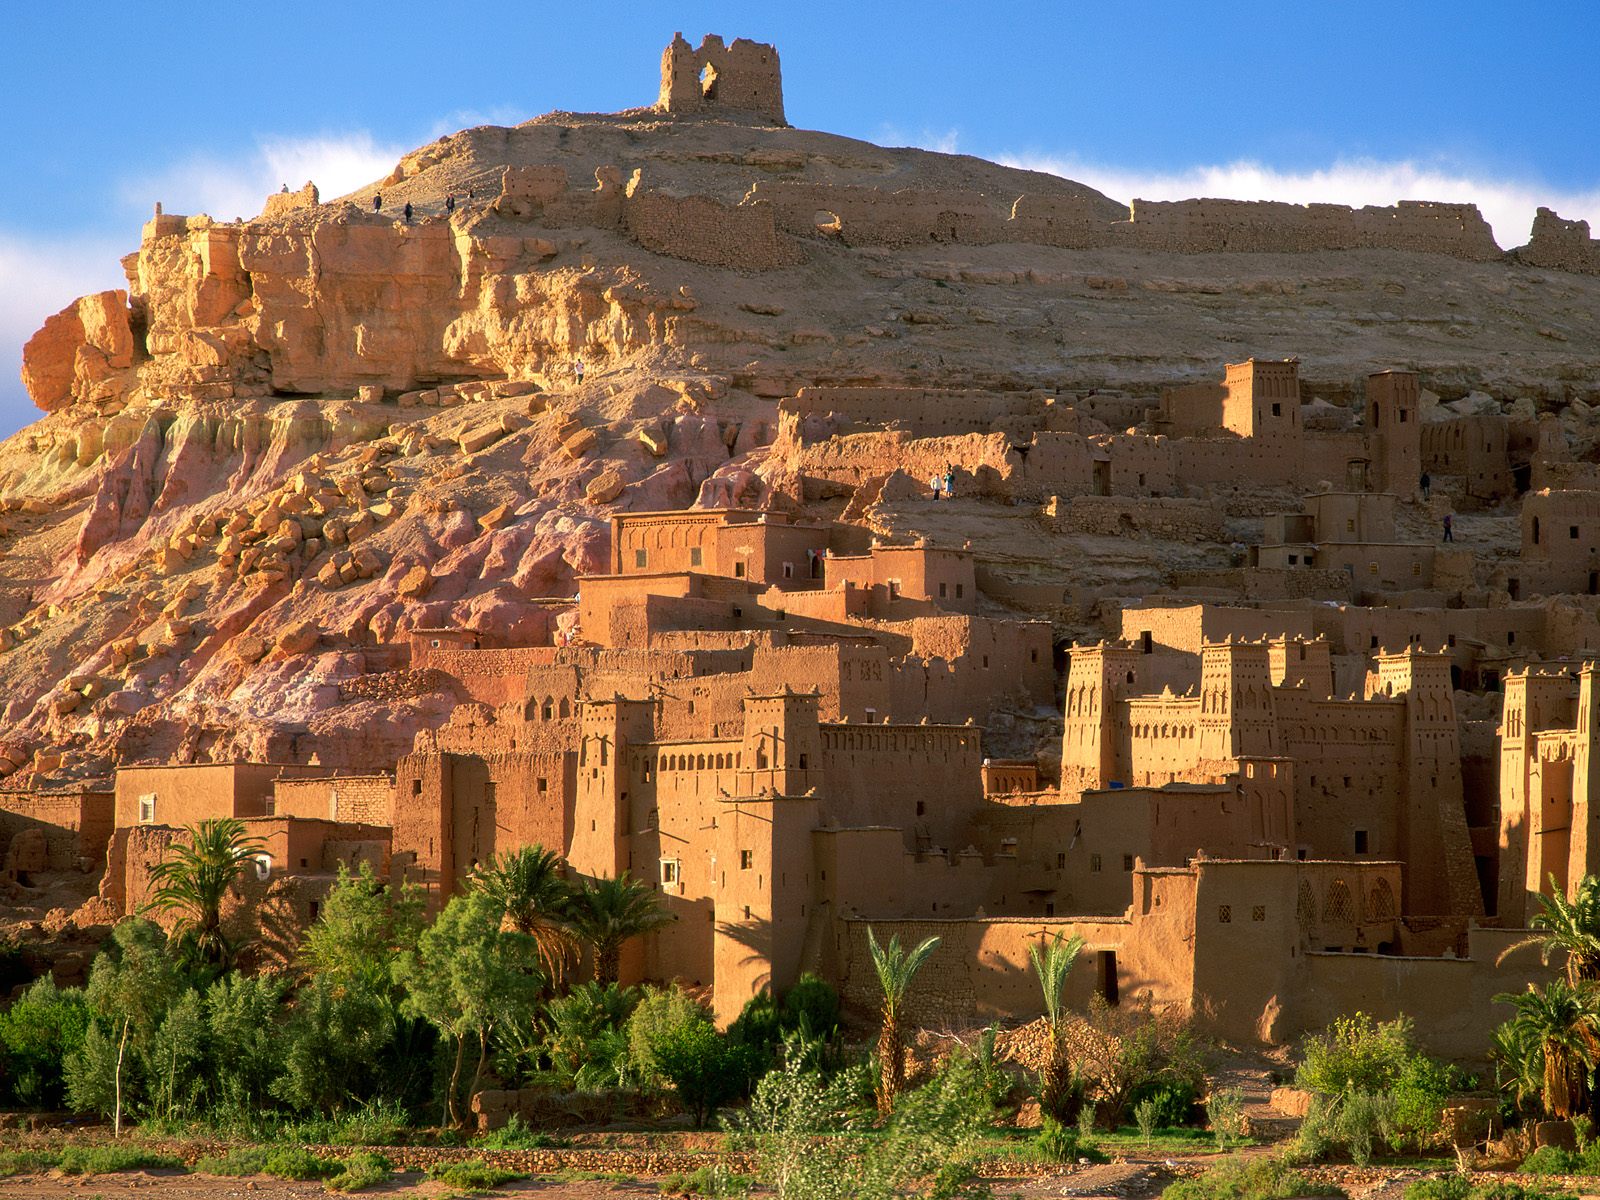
5, 33, 1600, 791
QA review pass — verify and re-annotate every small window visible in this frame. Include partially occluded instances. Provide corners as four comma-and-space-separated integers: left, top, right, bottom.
1573, 526, 1582, 539
734, 562, 746, 578
1354, 829, 1369, 854
740, 850, 753, 870
887, 580, 900, 598
1122, 854, 1134, 872
743, 905, 752, 920
138, 794, 156, 823
1252, 905, 1266, 921
797, 752, 807, 769
1272, 403, 1281, 417
412, 778, 422, 795
1218, 905, 1232, 923
634, 548, 648, 569
782, 562, 794, 579
1398, 410, 1407, 423
1346, 519, 1356, 533
939, 582, 948, 598
1368, 562, 1379, 575
1090, 853, 1102, 873
1508, 631, 1517, 645
982, 655, 990, 668
308, 900, 320, 921
1287, 554, 1298, 566
955, 584, 964, 598
661, 858, 680, 885
1056, 852, 1066, 868
1412, 562, 1422, 576
537, 778, 548, 793
915, 800, 926, 817
299, 858, 308, 869
1447, 633, 1456, 647
1030, 649, 1038, 662
1369, 635, 1378, 649
690, 546, 703, 567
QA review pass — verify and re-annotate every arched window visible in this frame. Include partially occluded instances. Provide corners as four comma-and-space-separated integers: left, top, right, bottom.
1297, 880, 1316, 934
1323, 879, 1357, 925
1367, 878, 1396, 920
558, 698, 571, 718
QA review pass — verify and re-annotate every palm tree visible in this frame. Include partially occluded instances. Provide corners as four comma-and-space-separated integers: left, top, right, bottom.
1029, 932, 1086, 1120
473, 846, 577, 983
144, 818, 266, 969
570, 872, 672, 985
866, 928, 940, 1116
1493, 978, 1600, 1119
1498, 875, 1600, 984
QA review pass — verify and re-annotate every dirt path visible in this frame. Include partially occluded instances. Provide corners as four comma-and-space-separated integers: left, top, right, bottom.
0, 1169, 661, 1199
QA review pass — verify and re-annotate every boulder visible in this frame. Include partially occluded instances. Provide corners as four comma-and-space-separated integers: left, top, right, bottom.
585, 470, 625, 505
561, 428, 597, 459
397, 565, 434, 599
277, 621, 321, 655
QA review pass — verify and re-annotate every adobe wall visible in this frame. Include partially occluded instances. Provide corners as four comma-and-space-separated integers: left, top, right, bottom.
657, 34, 785, 125
0, 789, 114, 869
1295, 928, 1553, 1060
274, 775, 394, 825
832, 915, 1139, 1025
1042, 495, 1222, 540
622, 187, 801, 271
1517, 208, 1600, 275
412, 644, 557, 707
113, 763, 325, 829
782, 386, 1051, 439
746, 182, 1504, 263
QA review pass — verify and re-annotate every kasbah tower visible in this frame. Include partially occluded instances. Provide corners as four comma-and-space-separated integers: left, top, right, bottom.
7, 26, 1600, 1075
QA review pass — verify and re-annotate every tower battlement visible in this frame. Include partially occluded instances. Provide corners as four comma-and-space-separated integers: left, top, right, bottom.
657, 33, 786, 125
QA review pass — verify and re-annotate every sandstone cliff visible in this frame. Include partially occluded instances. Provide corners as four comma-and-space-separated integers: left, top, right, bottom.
6, 69, 1600, 791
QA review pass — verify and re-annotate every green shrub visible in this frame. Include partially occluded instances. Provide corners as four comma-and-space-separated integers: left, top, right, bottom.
0, 977, 89, 1108
1034, 1115, 1079, 1163
1404, 1178, 1471, 1200
327, 1150, 393, 1192
196, 1145, 339, 1179
56, 1145, 184, 1176
1520, 1146, 1582, 1176
661, 1164, 752, 1195
426, 1158, 526, 1189
476, 1113, 560, 1150
656, 1019, 763, 1126
1131, 1079, 1199, 1128
1408, 1182, 1576, 1200
1164, 1156, 1337, 1200
782, 974, 840, 1040
0, 1149, 59, 1176
1206, 1087, 1248, 1151
626, 985, 711, 1087
1294, 1013, 1454, 1159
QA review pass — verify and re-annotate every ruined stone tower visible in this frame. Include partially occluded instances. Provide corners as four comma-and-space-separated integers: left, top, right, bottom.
657, 33, 786, 126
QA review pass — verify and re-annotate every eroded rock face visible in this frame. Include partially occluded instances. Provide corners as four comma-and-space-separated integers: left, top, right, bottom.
4, 79, 1600, 787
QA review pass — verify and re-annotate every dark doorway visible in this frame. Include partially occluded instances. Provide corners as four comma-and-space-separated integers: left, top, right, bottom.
1098, 950, 1119, 1005
1092, 460, 1111, 497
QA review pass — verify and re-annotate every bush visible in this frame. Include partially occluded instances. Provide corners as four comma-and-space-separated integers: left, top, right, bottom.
326, 1150, 393, 1192
1131, 1078, 1199, 1128
540, 981, 638, 1089
195, 1145, 339, 1179
1408, 1180, 1576, 1200
661, 1164, 752, 1195
426, 1158, 525, 1189
0, 977, 89, 1108
1206, 1087, 1248, 1151
0, 1149, 58, 1176
56, 1145, 184, 1176
476, 1113, 561, 1150
1164, 1156, 1338, 1200
1075, 994, 1208, 1126
1518, 1144, 1600, 1176
1294, 1013, 1455, 1159
656, 1019, 763, 1126
625, 985, 710, 1087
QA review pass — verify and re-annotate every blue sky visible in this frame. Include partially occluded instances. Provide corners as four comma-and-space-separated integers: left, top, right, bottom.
2, 1, 1596, 432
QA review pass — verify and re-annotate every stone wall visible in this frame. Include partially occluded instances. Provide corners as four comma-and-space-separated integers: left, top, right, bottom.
657, 33, 785, 125
1042, 495, 1223, 540
1517, 208, 1600, 275
0, 789, 113, 868
623, 189, 800, 270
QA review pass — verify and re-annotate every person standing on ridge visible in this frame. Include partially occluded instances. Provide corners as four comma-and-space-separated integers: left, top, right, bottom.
929, 473, 941, 500
403, 201, 413, 224
1420, 471, 1431, 500
372, 192, 382, 212
574, 358, 585, 385
1442, 513, 1454, 542
446, 193, 456, 213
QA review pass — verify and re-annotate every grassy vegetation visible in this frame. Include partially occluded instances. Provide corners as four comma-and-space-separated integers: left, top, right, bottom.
55, 1144, 185, 1175
0, 1149, 59, 1177
1407, 1177, 1578, 1200
1162, 1156, 1340, 1200
193, 1144, 340, 1179
661, 1165, 754, 1194
426, 1157, 528, 1191
473, 1114, 565, 1150
327, 1149, 394, 1192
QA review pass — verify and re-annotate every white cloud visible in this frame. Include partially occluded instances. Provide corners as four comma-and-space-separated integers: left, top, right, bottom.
119, 130, 409, 223
994, 153, 1600, 250
0, 232, 130, 437
876, 124, 962, 155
